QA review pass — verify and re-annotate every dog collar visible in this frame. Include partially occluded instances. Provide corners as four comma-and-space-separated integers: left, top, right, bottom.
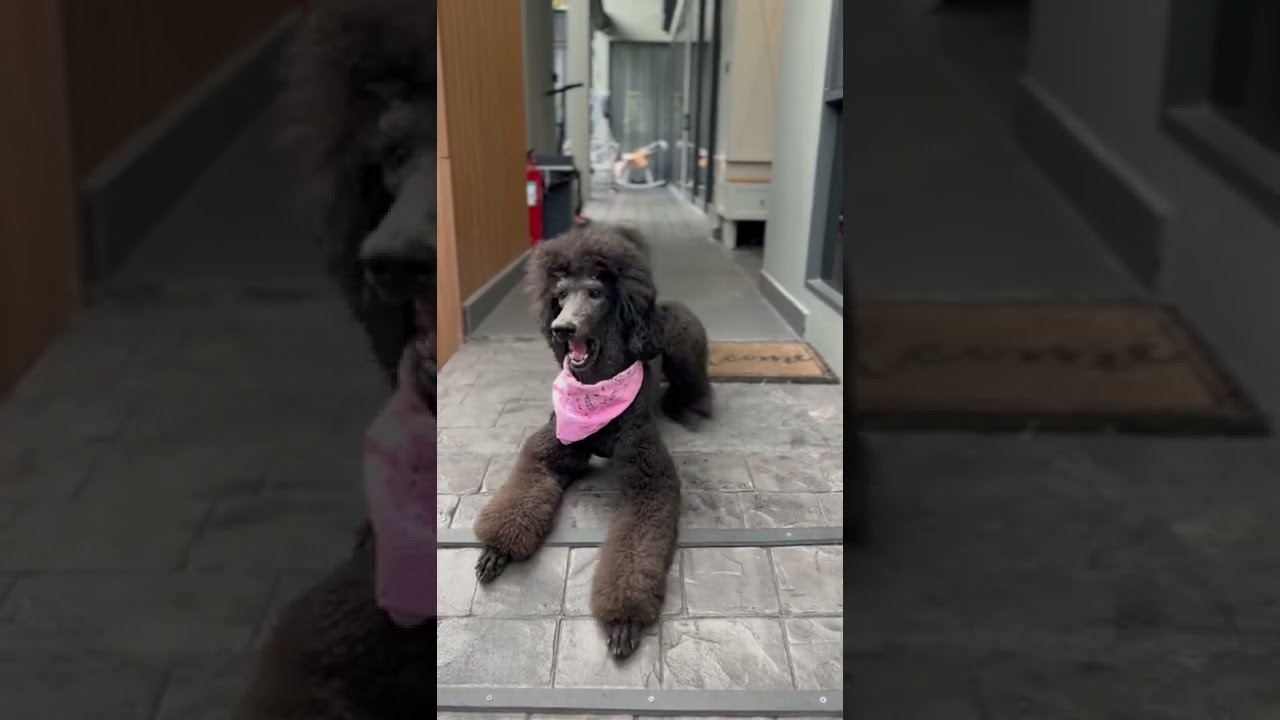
552, 359, 644, 444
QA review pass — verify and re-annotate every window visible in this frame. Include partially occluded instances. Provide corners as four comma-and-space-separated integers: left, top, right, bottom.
809, 0, 844, 310
1164, 0, 1280, 219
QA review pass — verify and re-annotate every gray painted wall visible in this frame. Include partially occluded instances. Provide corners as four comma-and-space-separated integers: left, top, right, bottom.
762, 0, 843, 380
1025, 0, 1280, 418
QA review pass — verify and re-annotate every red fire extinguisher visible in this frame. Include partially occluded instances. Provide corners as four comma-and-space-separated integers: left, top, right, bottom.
526, 151, 545, 248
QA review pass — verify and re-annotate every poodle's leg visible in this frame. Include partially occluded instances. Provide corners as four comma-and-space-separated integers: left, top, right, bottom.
474, 421, 590, 583
660, 347, 714, 425
590, 432, 681, 659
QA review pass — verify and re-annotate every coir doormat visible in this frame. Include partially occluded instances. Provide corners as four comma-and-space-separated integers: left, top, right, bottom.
708, 341, 839, 384
855, 300, 1267, 435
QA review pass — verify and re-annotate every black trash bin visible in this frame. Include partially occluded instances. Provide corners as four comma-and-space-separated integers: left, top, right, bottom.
532, 154, 579, 241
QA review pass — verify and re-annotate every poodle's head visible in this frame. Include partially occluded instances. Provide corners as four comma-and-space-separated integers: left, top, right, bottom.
528, 226, 662, 382
357, 135, 436, 413
282, 0, 437, 407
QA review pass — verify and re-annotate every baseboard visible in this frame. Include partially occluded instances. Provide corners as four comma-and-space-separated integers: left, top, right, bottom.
80, 12, 299, 284
1014, 78, 1171, 287
463, 249, 530, 335
759, 270, 808, 336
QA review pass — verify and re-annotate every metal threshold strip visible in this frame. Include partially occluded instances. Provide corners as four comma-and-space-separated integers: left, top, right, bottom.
436, 526, 845, 548
437, 687, 843, 716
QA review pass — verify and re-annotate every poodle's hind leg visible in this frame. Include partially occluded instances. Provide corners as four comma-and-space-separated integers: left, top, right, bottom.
473, 422, 590, 583
660, 347, 714, 426
590, 437, 680, 659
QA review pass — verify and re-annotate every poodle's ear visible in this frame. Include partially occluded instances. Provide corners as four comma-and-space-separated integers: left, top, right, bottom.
526, 245, 561, 347
615, 264, 661, 361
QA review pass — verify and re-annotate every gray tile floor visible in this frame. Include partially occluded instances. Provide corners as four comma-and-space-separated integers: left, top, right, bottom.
853, 432, 1280, 719
473, 189, 798, 342
0, 112, 385, 719
436, 339, 844, 696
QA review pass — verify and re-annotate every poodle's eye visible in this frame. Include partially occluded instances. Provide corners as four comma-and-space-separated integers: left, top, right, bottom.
557, 291, 568, 303
588, 289, 603, 300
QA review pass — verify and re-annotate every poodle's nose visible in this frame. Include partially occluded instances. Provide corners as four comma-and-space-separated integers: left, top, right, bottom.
551, 322, 577, 341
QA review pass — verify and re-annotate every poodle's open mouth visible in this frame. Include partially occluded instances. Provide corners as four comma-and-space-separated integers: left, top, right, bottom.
567, 337, 596, 371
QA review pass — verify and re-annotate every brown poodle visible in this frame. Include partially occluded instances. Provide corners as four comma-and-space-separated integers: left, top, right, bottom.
473, 226, 696, 659
234, 0, 435, 716
278, 0, 435, 385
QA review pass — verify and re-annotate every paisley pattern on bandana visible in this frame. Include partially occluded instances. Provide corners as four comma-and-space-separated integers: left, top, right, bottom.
551, 359, 644, 444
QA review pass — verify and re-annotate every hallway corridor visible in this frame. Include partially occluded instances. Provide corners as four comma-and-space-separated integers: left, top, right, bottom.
439, 186, 843, 709
848, 0, 1145, 300
2, 41, 1278, 714
475, 189, 798, 341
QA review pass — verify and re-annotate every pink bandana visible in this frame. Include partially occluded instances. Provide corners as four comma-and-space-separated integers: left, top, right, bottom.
552, 359, 644, 444
363, 348, 437, 628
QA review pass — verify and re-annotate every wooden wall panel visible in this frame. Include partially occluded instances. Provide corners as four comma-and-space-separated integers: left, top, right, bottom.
0, 0, 82, 394
436, 159, 462, 368
438, 0, 529, 302
436, 19, 462, 369
60, 0, 294, 178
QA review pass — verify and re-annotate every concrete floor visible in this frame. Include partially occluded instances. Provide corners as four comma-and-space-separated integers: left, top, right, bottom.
0, 113, 386, 719
436, 339, 843, 695
473, 189, 798, 342
854, 432, 1280, 718
847, 0, 1145, 301
446, 186, 841, 706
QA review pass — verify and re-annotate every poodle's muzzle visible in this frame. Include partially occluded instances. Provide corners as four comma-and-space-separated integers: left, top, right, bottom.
359, 148, 437, 409
551, 277, 609, 370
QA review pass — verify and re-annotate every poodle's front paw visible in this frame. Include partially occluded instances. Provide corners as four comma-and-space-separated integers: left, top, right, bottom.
475, 547, 511, 583
604, 619, 644, 660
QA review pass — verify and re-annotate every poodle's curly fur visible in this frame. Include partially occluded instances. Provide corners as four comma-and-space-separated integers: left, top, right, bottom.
277, 0, 435, 383
235, 1, 435, 716
473, 226, 703, 659
607, 225, 713, 423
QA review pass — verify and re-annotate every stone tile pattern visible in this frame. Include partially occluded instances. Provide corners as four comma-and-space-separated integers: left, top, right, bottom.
0, 116, 390, 720
0, 269, 383, 718
437, 339, 845, 532
437, 544, 843, 691
436, 335, 845, 694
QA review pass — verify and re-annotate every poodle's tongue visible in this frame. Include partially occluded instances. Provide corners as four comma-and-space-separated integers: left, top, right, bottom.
569, 339, 589, 362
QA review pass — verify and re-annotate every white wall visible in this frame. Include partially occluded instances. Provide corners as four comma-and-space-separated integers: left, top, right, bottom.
762, 0, 843, 380
1026, 0, 1280, 417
